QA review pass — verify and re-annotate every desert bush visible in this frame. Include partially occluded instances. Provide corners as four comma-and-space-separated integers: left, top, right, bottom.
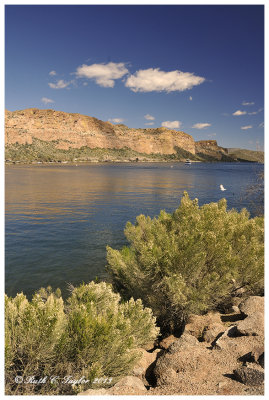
107, 192, 264, 335
5, 289, 66, 394
5, 282, 159, 395
56, 282, 159, 393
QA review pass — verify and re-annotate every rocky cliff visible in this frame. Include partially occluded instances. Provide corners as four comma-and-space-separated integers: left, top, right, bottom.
6, 108, 257, 163
5, 108, 195, 156
195, 140, 230, 161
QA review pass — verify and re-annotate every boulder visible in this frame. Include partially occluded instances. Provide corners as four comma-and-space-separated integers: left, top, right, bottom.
132, 348, 158, 378
236, 312, 264, 336
78, 376, 147, 395
239, 296, 264, 317
243, 347, 264, 368
184, 312, 222, 339
213, 325, 237, 349
159, 335, 177, 350
202, 322, 226, 344
154, 333, 213, 386
233, 365, 264, 386
113, 375, 146, 390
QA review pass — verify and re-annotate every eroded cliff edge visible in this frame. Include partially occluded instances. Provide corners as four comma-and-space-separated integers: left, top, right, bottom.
5, 108, 261, 163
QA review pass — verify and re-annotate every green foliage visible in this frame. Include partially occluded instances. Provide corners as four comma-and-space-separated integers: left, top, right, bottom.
107, 192, 264, 334
5, 282, 159, 395
5, 138, 205, 163
5, 290, 66, 394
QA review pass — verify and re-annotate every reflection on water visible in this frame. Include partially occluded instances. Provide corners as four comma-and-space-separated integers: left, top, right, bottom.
5, 162, 263, 298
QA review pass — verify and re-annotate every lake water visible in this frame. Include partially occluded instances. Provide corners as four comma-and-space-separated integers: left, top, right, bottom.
5, 162, 263, 299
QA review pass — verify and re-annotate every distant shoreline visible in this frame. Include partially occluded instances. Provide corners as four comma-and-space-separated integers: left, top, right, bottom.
5, 159, 263, 166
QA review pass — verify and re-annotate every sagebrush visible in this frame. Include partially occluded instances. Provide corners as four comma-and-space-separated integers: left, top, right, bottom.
5, 282, 159, 395
107, 192, 264, 334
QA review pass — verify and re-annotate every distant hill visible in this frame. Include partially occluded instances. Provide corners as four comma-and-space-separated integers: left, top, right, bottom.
227, 148, 264, 163
5, 108, 262, 163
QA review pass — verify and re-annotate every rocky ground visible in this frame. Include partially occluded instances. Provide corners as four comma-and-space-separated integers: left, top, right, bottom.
78, 296, 264, 396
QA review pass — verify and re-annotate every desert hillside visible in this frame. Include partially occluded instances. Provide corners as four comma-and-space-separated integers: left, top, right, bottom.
5, 108, 262, 163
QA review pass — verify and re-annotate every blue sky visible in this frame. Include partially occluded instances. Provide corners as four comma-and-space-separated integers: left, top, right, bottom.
5, 5, 264, 150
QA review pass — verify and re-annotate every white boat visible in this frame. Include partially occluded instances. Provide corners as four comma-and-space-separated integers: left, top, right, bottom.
185, 159, 192, 165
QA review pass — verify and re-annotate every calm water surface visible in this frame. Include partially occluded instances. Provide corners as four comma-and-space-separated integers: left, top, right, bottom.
5, 162, 263, 298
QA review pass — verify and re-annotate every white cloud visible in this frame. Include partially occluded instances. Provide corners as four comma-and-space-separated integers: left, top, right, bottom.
49, 70, 57, 76
248, 108, 263, 115
144, 114, 155, 121
192, 122, 211, 129
109, 118, 124, 123
232, 110, 247, 116
242, 101, 254, 106
145, 122, 154, 126
41, 97, 54, 104
125, 68, 205, 93
48, 79, 71, 89
207, 133, 216, 138
161, 120, 182, 129
241, 125, 253, 130
76, 62, 128, 88
189, 96, 193, 101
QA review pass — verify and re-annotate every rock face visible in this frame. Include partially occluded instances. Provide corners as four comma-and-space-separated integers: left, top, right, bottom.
195, 140, 230, 160
5, 108, 196, 155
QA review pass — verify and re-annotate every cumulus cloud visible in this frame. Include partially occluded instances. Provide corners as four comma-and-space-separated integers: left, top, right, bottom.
241, 125, 253, 130
109, 118, 124, 123
192, 123, 211, 129
242, 101, 254, 106
76, 62, 128, 88
161, 120, 182, 129
125, 68, 205, 93
41, 97, 54, 104
144, 114, 155, 121
48, 79, 71, 89
145, 122, 154, 126
49, 70, 57, 76
232, 110, 247, 116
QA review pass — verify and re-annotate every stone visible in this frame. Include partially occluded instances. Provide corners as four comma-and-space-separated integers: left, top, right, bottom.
77, 388, 108, 395
154, 333, 216, 387
159, 335, 177, 350
111, 376, 147, 394
184, 312, 222, 339
78, 376, 147, 396
213, 325, 237, 349
236, 312, 264, 336
132, 348, 157, 377
203, 322, 226, 344
239, 296, 264, 317
249, 346, 264, 368
233, 366, 264, 386
231, 305, 240, 314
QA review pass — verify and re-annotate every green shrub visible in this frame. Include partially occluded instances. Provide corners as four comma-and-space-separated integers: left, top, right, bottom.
5, 282, 159, 395
5, 289, 66, 394
106, 192, 264, 334
56, 282, 159, 393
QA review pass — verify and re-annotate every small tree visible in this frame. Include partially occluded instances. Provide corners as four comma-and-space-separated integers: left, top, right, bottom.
107, 192, 264, 335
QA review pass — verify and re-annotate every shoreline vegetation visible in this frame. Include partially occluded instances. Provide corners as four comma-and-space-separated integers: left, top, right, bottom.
5, 193, 264, 395
5, 141, 264, 165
